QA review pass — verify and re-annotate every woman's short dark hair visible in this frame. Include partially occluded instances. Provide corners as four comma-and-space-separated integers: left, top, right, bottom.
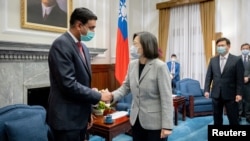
70, 7, 97, 26
133, 31, 159, 59
216, 37, 230, 46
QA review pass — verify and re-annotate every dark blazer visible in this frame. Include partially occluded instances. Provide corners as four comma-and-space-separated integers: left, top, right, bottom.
27, 0, 67, 28
166, 61, 180, 84
204, 54, 244, 100
239, 55, 250, 93
47, 32, 101, 130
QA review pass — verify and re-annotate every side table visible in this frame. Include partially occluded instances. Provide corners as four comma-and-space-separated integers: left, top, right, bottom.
173, 96, 186, 125
88, 115, 131, 141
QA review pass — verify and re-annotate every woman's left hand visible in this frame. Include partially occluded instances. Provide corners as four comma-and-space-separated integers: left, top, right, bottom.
160, 129, 172, 138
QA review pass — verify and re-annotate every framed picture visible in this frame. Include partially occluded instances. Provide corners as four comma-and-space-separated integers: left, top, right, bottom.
21, 0, 72, 33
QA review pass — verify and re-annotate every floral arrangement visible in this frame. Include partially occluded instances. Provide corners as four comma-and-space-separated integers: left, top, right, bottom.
92, 88, 113, 115
94, 101, 110, 110
92, 101, 112, 116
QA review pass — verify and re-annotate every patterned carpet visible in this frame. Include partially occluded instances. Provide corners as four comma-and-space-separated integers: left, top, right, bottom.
88, 114, 250, 141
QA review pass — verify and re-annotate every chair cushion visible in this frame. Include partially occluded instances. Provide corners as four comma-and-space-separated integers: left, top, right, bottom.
116, 93, 132, 111
186, 81, 202, 97
118, 93, 132, 104
193, 97, 212, 105
116, 103, 131, 111
0, 104, 48, 141
179, 81, 188, 93
4, 114, 48, 141
193, 104, 213, 113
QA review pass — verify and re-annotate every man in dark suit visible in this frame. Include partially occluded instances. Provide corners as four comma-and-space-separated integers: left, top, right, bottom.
204, 37, 244, 125
238, 43, 250, 122
27, 0, 67, 28
47, 7, 112, 141
166, 54, 180, 91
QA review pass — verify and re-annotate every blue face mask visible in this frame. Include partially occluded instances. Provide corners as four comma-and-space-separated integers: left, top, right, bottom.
242, 49, 250, 55
80, 25, 95, 41
217, 46, 226, 55
80, 30, 95, 41
130, 45, 140, 59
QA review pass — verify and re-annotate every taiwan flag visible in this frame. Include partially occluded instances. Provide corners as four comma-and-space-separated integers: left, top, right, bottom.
115, 0, 129, 85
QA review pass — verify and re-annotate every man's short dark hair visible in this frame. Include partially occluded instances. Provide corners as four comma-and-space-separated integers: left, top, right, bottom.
240, 43, 250, 49
133, 31, 159, 59
171, 54, 177, 58
216, 37, 230, 46
70, 7, 97, 26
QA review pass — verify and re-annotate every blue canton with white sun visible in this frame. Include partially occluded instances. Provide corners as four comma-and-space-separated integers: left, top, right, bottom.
118, 0, 128, 39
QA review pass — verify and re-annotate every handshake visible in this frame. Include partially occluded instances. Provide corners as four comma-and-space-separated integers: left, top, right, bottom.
92, 88, 113, 102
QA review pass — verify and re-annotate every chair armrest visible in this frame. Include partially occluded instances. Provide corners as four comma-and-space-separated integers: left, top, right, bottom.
201, 89, 204, 93
180, 92, 191, 100
47, 124, 54, 141
188, 95, 195, 118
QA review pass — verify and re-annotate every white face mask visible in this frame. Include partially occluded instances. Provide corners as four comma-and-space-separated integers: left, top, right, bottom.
171, 58, 176, 62
242, 49, 250, 55
130, 45, 140, 59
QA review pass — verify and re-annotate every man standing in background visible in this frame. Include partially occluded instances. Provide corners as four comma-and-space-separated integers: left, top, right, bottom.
204, 37, 244, 125
238, 43, 250, 122
166, 54, 180, 92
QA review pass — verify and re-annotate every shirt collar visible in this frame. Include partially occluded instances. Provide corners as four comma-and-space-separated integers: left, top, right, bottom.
67, 30, 78, 43
220, 52, 229, 59
41, 3, 55, 17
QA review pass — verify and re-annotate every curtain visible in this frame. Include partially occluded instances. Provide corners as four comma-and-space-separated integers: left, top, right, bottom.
166, 4, 207, 88
200, 0, 215, 66
158, 8, 170, 61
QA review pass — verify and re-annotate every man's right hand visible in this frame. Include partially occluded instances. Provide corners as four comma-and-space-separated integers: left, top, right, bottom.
100, 89, 113, 102
244, 77, 249, 83
204, 92, 209, 99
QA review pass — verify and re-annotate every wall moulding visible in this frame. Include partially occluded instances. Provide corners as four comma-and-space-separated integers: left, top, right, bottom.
0, 41, 106, 61
0, 41, 49, 62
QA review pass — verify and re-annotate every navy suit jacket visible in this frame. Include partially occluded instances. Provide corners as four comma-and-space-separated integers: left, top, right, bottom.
47, 32, 101, 130
239, 55, 250, 94
204, 54, 244, 100
166, 61, 180, 84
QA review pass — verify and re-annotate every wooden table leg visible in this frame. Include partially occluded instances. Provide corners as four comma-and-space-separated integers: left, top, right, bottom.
107, 135, 112, 141
174, 106, 178, 125
182, 101, 186, 121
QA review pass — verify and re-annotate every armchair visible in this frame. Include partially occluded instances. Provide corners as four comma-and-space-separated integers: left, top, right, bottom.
115, 92, 132, 111
175, 78, 213, 118
0, 104, 53, 141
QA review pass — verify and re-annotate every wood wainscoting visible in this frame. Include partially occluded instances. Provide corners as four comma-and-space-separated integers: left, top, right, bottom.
91, 64, 120, 91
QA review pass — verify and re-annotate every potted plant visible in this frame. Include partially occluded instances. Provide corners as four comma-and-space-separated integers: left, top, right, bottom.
93, 101, 111, 116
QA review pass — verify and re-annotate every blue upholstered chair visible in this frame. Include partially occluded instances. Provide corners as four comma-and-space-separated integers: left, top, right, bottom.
175, 78, 213, 118
115, 93, 132, 111
0, 104, 53, 141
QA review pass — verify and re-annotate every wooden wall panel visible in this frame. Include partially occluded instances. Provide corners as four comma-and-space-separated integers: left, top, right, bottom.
91, 64, 120, 91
